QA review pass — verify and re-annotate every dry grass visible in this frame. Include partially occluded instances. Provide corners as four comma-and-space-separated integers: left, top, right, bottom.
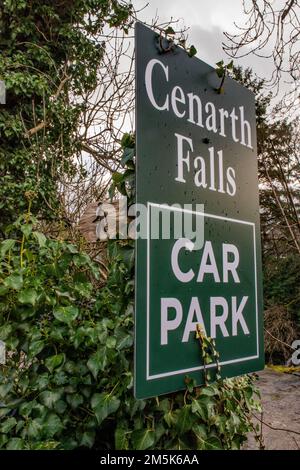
264, 305, 298, 363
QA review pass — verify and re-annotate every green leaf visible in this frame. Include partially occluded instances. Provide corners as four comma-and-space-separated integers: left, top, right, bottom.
53, 305, 79, 325
66, 393, 84, 409
4, 273, 23, 290
91, 393, 120, 425
18, 288, 38, 306
0, 417, 17, 433
0, 285, 9, 296
0, 383, 13, 398
6, 438, 24, 450
121, 147, 134, 167
80, 431, 95, 449
45, 353, 65, 373
131, 428, 155, 450
32, 231, 47, 248
112, 172, 124, 184
205, 435, 223, 450
115, 426, 129, 450
0, 324, 12, 341
116, 329, 133, 350
121, 133, 135, 149
188, 45, 197, 57
227, 60, 234, 70
0, 239, 15, 257
19, 401, 35, 418
175, 405, 196, 434
200, 385, 217, 397
66, 244, 78, 254
165, 26, 175, 35
216, 68, 224, 78
27, 419, 43, 439
43, 413, 63, 438
39, 390, 63, 409
28, 339, 45, 357
87, 349, 107, 379
193, 423, 207, 444
21, 224, 32, 238
191, 398, 206, 419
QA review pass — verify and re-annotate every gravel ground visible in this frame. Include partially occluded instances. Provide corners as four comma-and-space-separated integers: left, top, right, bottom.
244, 368, 300, 450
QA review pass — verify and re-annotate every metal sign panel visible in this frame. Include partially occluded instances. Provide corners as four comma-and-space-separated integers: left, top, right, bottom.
135, 22, 264, 399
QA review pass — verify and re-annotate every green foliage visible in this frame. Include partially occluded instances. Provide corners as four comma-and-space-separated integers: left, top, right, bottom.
0, 214, 261, 450
110, 132, 135, 203
0, 0, 134, 229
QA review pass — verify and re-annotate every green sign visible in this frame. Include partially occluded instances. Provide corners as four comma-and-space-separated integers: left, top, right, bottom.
135, 23, 264, 399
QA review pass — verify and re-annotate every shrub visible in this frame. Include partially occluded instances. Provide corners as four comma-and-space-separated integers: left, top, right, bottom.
0, 216, 262, 450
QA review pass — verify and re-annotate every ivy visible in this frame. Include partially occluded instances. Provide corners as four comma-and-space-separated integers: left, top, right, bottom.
0, 215, 262, 449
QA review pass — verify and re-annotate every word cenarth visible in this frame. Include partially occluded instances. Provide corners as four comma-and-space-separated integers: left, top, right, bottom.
145, 59, 253, 149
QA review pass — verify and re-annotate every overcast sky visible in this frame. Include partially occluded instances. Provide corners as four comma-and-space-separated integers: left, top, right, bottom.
132, 0, 276, 83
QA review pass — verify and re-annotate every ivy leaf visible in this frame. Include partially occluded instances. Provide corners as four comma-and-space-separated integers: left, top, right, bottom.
43, 413, 63, 438
33, 231, 47, 248
27, 419, 43, 439
45, 353, 65, 373
28, 339, 45, 357
0, 383, 13, 399
18, 288, 38, 306
39, 390, 63, 409
19, 401, 35, 418
0, 239, 15, 257
21, 224, 33, 238
0, 324, 12, 340
121, 147, 134, 167
193, 423, 207, 445
116, 329, 133, 350
216, 68, 224, 78
188, 45, 197, 57
121, 133, 135, 149
6, 438, 24, 450
80, 431, 95, 449
191, 398, 207, 420
131, 429, 155, 450
205, 435, 223, 450
227, 59, 234, 70
200, 385, 217, 396
91, 393, 120, 425
115, 426, 129, 450
66, 393, 84, 409
0, 417, 17, 433
165, 26, 175, 35
112, 172, 124, 184
175, 405, 196, 434
4, 273, 23, 290
53, 305, 79, 325
87, 349, 107, 379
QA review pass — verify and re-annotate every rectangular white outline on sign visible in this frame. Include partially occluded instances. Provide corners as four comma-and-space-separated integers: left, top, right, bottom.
146, 202, 259, 381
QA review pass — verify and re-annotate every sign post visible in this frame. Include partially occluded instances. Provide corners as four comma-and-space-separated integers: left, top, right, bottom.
135, 22, 264, 399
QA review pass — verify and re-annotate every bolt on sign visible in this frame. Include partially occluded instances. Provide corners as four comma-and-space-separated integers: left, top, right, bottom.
134, 23, 264, 399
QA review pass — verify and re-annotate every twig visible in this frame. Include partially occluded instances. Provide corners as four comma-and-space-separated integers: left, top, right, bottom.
264, 328, 294, 350
253, 412, 300, 436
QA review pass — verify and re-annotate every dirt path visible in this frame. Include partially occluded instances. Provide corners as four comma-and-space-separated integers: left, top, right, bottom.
245, 369, 300, 450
